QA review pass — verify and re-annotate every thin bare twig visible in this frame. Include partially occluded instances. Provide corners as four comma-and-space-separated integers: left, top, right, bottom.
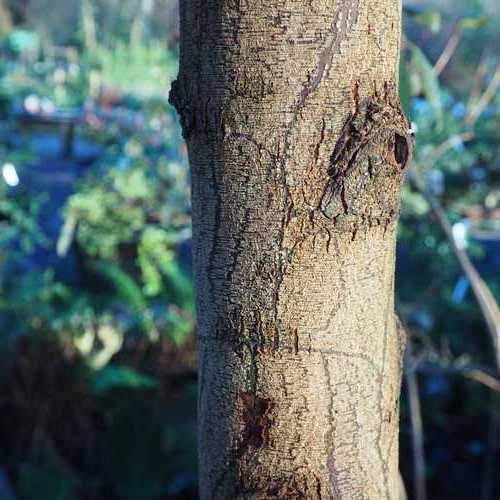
415, 360, 500, 393
467, 52, 490, 113
466, 370, 500, 393
419, 132, 474, 172
399, 319, 427, 500
434, 24, 462, 76
409, 166, 500, 367
406, 357, 426, 500
465, 64, 500, 127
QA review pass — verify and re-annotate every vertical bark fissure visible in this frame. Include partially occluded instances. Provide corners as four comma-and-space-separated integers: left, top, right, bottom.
300, 0, 360, 106
207, 157, 223, 294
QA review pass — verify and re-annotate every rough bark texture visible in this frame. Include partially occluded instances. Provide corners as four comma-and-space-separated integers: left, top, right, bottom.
170, 0, 411, 498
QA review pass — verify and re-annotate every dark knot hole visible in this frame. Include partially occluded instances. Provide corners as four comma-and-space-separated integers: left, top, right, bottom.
394, 133, 410, 169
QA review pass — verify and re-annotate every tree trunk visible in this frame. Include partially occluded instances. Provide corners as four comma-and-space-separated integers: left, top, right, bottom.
171, 1, 411, 498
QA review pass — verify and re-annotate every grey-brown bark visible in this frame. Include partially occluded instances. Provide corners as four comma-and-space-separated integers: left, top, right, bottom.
170, 0, 410, 498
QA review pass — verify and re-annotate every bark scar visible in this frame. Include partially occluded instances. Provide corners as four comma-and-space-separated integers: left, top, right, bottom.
319, 81, 412, 229
299, 0, 360, 108
237, 392, 274, 455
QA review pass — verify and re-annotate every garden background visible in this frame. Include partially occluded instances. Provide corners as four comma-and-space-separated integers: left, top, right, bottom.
0, 0, 499, 499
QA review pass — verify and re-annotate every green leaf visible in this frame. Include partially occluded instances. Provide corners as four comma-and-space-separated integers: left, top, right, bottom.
461, 16, 489, 30
92, 261, 147, 313
165, 308, 193, 346
411, 44, 443, 129
162, 259, 194, 311
91, 261, 157, 336
91, 365, 159, 394
414, 11, 442, 33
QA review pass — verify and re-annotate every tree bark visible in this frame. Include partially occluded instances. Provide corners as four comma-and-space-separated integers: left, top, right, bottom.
171, 0, 411, 498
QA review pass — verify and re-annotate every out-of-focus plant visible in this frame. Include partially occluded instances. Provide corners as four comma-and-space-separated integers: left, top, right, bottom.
0, 6, 198, 500
0, 49, 89, 109
79, 0, 177, 101
396, 8, 500, 500
58, 154, 193, 345
0, 186, 46, 257
399, 8, 499, 308
0, 32, 193, 351
85, 41, 178, 100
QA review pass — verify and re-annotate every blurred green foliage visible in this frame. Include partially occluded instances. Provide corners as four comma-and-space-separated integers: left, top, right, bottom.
0, 2, 197, 499
398, 8, 500, 497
